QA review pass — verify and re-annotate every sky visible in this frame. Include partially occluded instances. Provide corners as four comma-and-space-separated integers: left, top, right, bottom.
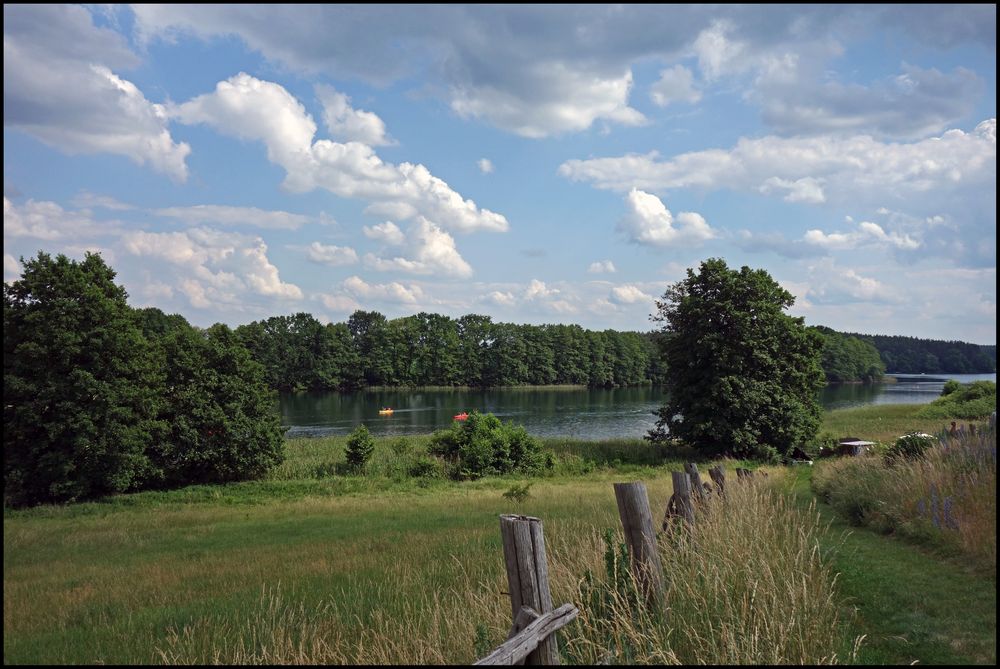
3, 4, 996, 344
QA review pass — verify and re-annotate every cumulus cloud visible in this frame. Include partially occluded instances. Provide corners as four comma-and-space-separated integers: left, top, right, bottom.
803, 220, 920, 251
588, 260, 617, 274
758, 177, 825, 204
4, 5, 190, 181
341, 275, 424, 304
477, 158, 494, 174
649, 65, 702, 107
618, 189, 716, 247
610, 284, 652, 305
561, 120, 996, 196
154, 205, 314, 230
315, 84, 393, 146
363, 221, 406, 245
364, 217, 473, 278
4, 253, 22, 283
172, 73, 508, 233
306, 242, 359, 266
4, 196, 113, 240
121, 227, 303, 309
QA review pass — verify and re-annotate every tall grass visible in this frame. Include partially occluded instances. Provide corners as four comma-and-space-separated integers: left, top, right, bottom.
152, 470, 853, 664
813, 417, 996, 573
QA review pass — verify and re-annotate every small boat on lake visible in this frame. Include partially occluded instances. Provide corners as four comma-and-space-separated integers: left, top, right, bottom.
378, 408, 394, 415
453, 412, 469, 421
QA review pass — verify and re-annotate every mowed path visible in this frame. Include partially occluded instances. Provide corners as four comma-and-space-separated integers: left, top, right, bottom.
790, 469, 996, 665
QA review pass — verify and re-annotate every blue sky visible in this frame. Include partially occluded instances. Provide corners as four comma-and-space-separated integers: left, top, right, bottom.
4, 4, 996, 343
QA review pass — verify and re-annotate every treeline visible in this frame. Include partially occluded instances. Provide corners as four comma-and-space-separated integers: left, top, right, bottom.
812, 326, 885, 383
4, 253, 284, 506
234, 311, 666, 391
842, 332, 997, 374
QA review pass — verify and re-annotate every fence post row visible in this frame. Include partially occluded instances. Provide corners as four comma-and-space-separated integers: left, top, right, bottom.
499, 514, 560, 665
708, 466, 726, 495
613, 482, 666, 607
665, 470, 695, 529
684, 463, 706, 503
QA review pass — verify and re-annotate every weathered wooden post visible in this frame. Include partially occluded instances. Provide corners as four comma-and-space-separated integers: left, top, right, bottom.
708, 466, 726, 495
499, 514, 558, 665
613, 482, 665, 607
669, 471, 695, 527
684, 463, 705, 503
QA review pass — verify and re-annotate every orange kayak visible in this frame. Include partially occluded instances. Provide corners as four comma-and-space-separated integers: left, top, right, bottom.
453, 412, 469, 421
378, 408, 393, 415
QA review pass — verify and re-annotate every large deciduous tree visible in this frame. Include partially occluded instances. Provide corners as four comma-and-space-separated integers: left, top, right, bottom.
3, 252, 164, 505
647, 258, 825, 460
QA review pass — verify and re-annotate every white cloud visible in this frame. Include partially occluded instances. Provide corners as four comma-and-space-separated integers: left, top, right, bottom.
306, 242, 359, 266
363, 217, 473, 278
70, 191, 135, 211
173, 73, 508, 233
4, 6, 190, 181
758, 177, 825, 204
561, 120, 996, 197
588, 260, 617, 274
154, 205, 314, 230
477, 158, 494, 174
803, 220, 920, 251
649, 65, 702, 107
4, 196, 111, 240
341, 275, 424, 304
450, 64, 646, 138
610, 284, 652, 305
121, 227, 303, 309
363, 221, 406, 245
315, 84, 393, 146
4, 253, 22, 283
318, 293, 362, 313
802, 260, 901, 305
618, 189, 716, 247
483, 290, 516, 307
693, 20, 748, 81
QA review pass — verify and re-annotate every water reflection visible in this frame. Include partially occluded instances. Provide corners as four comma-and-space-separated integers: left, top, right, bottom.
279, 373, 995, 440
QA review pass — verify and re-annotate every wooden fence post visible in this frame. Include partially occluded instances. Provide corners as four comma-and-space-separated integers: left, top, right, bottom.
708, 466, 726, 496
613, 482, 665, 607
668, 471, 695, 527
499, 514, 559, 665
684, 463, 705, 503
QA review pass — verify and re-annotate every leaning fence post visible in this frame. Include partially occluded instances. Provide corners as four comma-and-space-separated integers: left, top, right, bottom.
708, 466, 726, 495
499, 514, 559, 665
684, 463, 705, 502
613, 482, 666, 607
669, 471, 695, 527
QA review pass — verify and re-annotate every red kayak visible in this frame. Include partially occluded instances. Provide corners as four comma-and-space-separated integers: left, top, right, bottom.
453, 412, 469, 421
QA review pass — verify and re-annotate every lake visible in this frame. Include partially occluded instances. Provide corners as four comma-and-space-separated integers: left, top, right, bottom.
279, 373, 996, 440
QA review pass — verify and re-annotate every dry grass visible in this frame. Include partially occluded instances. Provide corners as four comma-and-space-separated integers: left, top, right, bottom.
813, 418, 996, 573
150, 469, 853, 665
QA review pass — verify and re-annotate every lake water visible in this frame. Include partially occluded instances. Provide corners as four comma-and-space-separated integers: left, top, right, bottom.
279, 373, 996, 440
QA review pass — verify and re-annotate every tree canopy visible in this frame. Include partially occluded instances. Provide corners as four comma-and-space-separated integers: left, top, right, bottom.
647, 258, 826, 460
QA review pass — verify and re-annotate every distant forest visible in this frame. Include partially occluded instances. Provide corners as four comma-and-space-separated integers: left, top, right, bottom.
184, 308, 995, 393
841, 332, 996, 375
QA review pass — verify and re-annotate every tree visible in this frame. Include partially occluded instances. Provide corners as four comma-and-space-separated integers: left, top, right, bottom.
4, 252, 164, 505
148, 323, 285, 486
345, 424, 376, 472
647, 258, 825, 460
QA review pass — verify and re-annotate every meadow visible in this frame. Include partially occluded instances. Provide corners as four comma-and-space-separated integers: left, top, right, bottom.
3, 404, 995, 664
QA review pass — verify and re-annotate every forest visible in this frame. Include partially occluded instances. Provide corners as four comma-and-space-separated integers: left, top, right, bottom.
841, 331, 997, 374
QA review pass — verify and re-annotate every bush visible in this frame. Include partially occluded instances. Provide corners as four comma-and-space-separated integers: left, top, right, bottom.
941, 379, 961, 396
886, 432, 935, 464
916, 381, 996, 420
345, 425, 376, 472
428, 411, 544, 479
408, 455, 444, 479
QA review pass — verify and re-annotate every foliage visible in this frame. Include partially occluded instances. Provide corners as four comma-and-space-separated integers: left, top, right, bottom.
3, 252, 164, 505
811, 325, 885, 383
842, 331, 996, 374
647, 258, 826, 459
147, 323, 286, 487
427, 412, 545, 479
501, 482, 533, 503
886, 433, 935, 465
345, 425, 376, 472
915, 380, 996, 419
941, 379, 961, 396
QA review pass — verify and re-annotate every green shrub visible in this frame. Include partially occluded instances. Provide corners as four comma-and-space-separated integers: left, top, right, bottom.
886, 432, 935, 464
427, 411, 544, 479
916, 380, 996, 420
390, 437, 412, 456
408, 455, 444, 479
941, 379, 961, 396
501, 482, 533, 503
345, 425, 376, 472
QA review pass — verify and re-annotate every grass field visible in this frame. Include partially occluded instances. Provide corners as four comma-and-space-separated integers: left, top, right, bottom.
3, 404, 995, 664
